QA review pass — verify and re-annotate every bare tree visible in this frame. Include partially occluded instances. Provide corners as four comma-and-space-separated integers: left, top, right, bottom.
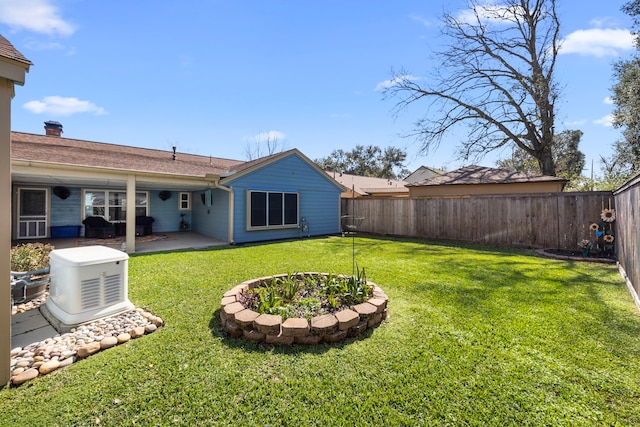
497, 129, 585, 181
383, 0, 560, 175
244, 131, 289, 160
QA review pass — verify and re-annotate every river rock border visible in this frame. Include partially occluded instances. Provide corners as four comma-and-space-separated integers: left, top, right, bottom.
10, 307, 164, 387
220, 273, 389, 345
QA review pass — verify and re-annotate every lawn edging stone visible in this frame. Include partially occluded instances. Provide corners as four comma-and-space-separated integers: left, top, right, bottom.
220, 272, 389, 346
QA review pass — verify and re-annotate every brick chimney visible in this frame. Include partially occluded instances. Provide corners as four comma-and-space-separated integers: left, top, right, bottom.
44, 120, 63, 137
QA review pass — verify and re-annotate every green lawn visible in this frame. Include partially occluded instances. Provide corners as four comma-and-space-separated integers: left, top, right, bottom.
2, 236, 640, 426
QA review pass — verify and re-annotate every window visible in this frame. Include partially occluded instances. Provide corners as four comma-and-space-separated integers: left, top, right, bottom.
248, 190, 298, 229
179, 192, 191, 210
83, 190, 148, 221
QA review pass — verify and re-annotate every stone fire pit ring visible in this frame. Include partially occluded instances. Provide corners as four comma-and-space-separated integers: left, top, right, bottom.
220, 273, 389, 345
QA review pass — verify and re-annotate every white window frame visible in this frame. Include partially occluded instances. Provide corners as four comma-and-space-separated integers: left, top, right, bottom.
82, 189, 149, 221
179, 192, 191, 211
246, 190, 299, 230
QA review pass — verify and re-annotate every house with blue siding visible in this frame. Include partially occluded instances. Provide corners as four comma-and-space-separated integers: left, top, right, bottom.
11, 122, 345, 252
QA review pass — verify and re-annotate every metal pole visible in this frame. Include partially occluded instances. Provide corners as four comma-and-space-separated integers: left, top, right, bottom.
352, 183, 355, 275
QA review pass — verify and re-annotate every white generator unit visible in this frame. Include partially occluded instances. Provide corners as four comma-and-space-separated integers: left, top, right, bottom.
44, 245, 133, 327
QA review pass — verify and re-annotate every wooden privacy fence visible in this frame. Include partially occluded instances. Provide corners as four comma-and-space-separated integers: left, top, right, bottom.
341, 191, 614, 250
614, 175, 640, 306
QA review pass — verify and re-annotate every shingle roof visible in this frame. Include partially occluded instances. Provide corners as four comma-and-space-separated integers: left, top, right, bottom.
404, 166, 443, 183
406, 165, 568, 187
325, 171, 408, 195
0, 35, 32, 66
11, 131, 245, 178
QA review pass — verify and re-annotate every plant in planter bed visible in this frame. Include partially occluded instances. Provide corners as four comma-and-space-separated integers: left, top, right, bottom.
237, 266, 373, 321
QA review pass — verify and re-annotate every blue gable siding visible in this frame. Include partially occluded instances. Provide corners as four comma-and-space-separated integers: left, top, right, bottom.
226, 153, 342, 244
50, 186, 82, 228
191, 188, 230, 241
148, 190, 191, 233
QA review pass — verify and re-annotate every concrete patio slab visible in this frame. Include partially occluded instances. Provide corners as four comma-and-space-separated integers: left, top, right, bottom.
11, 309, 57, 349
14, 231, 227, 254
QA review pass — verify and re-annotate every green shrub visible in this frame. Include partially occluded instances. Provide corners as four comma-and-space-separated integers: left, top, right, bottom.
238, 270, 373, 320
10, 243, 54, 272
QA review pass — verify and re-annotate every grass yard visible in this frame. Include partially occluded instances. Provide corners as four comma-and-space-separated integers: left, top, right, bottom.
2, 236, 640, 425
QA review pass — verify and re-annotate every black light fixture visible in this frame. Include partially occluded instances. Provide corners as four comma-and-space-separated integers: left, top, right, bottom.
53, 186, 70, 199
159, 191, 171, 201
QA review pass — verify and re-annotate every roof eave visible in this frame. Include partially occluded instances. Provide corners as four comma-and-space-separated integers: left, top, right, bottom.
13, 159, 221, 182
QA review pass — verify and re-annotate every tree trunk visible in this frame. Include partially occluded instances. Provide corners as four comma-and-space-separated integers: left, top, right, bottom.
537, 147, 556, 176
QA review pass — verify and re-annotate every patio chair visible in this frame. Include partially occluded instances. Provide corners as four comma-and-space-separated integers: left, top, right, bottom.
135, 216, 155, 236
82, 216, 116, 238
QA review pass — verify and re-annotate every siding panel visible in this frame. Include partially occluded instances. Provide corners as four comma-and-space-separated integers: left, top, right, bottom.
50, 186, 82, 228
227, 153, 343, 243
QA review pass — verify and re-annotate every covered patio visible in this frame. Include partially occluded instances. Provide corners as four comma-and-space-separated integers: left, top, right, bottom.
12, 231, 227, 254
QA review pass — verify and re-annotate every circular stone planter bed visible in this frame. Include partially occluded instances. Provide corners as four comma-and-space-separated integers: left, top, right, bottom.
535, 248, 616, 264
220, 273, 389, 345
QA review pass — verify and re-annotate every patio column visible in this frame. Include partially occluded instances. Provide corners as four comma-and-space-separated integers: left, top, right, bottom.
0, 75, 13, 387
0, 37, 30, 386
126, 175, 136, 253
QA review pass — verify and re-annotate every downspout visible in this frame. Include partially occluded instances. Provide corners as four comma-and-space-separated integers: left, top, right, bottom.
213, 180, 234, 244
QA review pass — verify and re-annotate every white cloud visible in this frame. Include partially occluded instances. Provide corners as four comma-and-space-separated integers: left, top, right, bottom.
22, 36, 76, 54
23, 96, 107, 116
603, 96, 614, 105
564, 119, 587, 126
456, 2, 521, 25
560, 28, 634, 57
594, 114, 613, 127
375, 75, 418, 92
249, 130, 286, 143
23, 39, 65, 51
409, 14, 433, 27
0, 0, 75, 36
589, 17, 619, 28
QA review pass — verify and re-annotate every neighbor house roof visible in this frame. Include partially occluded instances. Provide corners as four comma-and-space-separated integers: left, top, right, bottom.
11, 131, 246, 178
0, 35, 32, 66
325, 171, 408, 197
406, 165, 568, 187
403, 166, 443, 184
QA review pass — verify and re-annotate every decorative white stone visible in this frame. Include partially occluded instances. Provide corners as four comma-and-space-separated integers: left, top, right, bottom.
117, 333, 131, 343
39, 360, 60, 375
12, 368, 39, 385
77, 342, 101, 358
10, 307, 163, 384
100, 336, 118, 349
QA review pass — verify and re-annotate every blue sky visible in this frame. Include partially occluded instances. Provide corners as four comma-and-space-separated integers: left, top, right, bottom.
1, 0, 635, 176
